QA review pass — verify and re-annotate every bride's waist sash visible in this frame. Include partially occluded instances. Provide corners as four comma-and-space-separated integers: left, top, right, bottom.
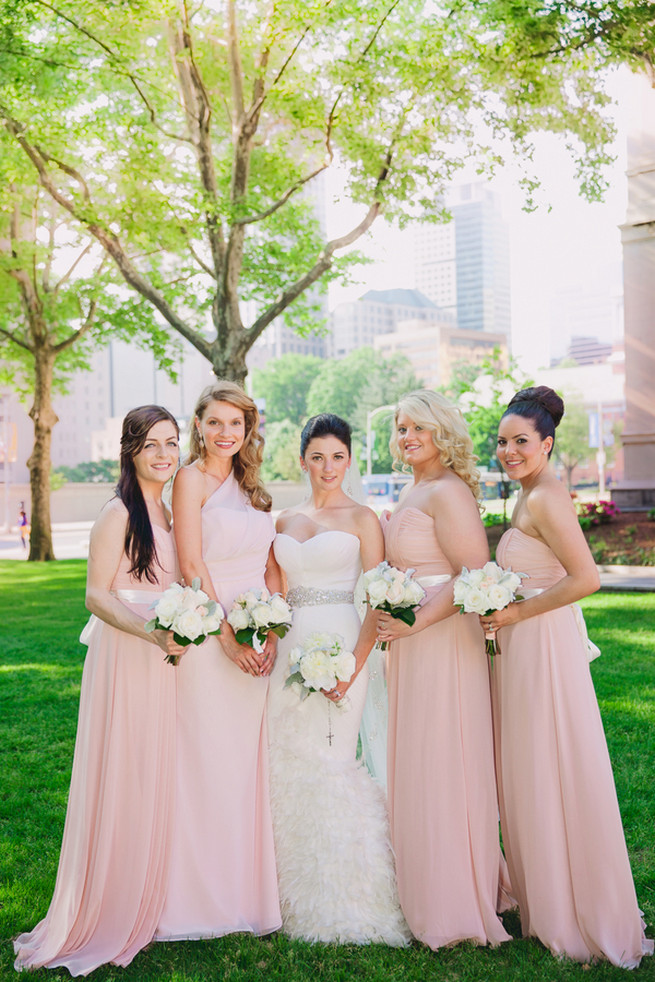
286, 585, 354, 609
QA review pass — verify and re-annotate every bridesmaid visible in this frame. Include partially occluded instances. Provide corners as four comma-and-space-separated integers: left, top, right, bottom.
480, 385, 653, 967
156, 381, 281, 940
14, 406, 187, 975
377, 389, 511, 950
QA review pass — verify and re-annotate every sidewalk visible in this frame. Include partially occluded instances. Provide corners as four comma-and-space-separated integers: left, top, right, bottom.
2, 524, 655, 592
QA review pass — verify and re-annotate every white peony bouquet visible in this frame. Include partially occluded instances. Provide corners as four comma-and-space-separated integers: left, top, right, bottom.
226, 588, 293, 652
145, 577, 223, 665
453, 562, 526, 660
285, 632, 356, 707
362, 560, 426, 650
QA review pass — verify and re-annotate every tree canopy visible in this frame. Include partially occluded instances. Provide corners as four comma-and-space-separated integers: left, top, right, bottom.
2, 0, 651, 381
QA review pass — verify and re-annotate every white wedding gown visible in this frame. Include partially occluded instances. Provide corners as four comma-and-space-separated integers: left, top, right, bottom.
267, 530, 410, 945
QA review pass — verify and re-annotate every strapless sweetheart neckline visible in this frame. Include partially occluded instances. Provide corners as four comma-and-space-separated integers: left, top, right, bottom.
276, 530, 359, 546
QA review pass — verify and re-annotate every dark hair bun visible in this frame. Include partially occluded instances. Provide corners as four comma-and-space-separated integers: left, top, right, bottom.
508, 386, 564, 428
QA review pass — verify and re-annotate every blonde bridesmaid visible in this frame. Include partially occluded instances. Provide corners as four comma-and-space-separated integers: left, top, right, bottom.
482, 386, 653, 967
156, 381, 281, 941
14, 406, 187, 975
377, 390, 511, 950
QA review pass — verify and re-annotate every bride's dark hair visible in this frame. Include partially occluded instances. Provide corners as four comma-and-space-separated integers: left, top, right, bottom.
300, 414, 352, 456
116, 405, 179, 583
502, 386, 564, 458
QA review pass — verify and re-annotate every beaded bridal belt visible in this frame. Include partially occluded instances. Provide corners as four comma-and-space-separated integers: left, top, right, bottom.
286, 586, 354, 609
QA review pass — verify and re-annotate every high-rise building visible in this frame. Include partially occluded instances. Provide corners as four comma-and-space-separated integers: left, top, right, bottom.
415, 182, 511, 338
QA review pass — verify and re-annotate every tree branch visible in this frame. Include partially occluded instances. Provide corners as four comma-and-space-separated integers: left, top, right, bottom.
0, 324, 33, 352
1, 105, 214, 362
52, 241, 95, 294
53, 296, 98, 353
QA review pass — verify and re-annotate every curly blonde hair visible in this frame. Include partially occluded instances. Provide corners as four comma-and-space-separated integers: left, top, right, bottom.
188, 381, 272, 512
390, 390, 482, 503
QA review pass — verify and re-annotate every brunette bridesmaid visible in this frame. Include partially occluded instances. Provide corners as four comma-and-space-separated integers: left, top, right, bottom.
481, 386, 653, 967
14, 406, 187, 975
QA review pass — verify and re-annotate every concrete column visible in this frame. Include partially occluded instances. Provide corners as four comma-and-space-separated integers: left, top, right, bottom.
613, 74, 655, 510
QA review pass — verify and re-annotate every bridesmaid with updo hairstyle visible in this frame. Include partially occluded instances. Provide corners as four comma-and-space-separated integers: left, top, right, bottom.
482, 385, 653, 967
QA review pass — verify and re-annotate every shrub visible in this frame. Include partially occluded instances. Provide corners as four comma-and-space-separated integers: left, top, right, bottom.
576, 499, 620, 528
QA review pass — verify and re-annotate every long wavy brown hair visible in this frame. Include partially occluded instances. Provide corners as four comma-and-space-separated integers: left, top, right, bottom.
188, 381, 271, 512
390, 389, 482, 503
116, 405, 179, 582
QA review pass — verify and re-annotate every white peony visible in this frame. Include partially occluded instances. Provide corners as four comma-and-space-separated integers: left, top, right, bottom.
465, 568, 486, 588
299, 648, 335, 690
482, 561, 503, 582
333, 650, 356, 681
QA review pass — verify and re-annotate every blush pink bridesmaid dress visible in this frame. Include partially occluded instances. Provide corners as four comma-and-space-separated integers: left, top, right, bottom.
14, 526, 178, 975
156, 473, 280, 940
383, 507, 511, 950
493, 528, 653, 967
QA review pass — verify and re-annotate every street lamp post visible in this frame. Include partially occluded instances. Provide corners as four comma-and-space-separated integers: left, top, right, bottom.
366, 404, 396, 476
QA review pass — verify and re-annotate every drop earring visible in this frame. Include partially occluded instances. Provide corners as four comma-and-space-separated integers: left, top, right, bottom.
346, 468, 353, 496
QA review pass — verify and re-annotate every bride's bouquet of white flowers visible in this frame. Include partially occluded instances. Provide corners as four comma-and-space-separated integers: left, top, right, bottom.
362, 560, 426, 650
286, 632, 356, 709
226, 588, 293, 652
145, 578, 224, 665
453, 562, 526, 661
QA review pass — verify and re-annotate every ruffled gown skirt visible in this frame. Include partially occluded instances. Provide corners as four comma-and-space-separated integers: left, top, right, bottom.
267, 531, 409, 945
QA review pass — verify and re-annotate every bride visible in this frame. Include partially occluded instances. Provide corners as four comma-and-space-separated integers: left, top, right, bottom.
267, 413, 409, 945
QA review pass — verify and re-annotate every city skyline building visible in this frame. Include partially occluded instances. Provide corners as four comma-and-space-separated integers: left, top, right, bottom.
414, 181, 511, 338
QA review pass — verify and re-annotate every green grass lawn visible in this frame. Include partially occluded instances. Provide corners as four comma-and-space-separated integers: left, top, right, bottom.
1, 560, 654, 981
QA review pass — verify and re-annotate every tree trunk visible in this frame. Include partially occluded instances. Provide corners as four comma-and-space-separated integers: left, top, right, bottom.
27, 346, 58, 561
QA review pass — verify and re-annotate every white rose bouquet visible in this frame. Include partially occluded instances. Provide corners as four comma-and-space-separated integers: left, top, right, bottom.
145, 577, 224, 665
453, 562, 526, 661
226, 588, 293, 652
285, 631, 356, 708
362, 560, 426, 650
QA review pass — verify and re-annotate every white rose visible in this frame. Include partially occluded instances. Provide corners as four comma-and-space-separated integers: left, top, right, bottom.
251, 602, 273, 629
499, 570, 522, 593
404, 580, 425, 605
227, 607, 250, 631
367, 578, 389, 607
269, 594, 292, 622
460, 587, 489, 615
466, 568, 486, 588
243, 590, 259, 608
482, 562, 502, 582
486, 583, 513, 610
333, 650, 356, 682
172, 609, 204, 641
385, 578, 406, 606
203, 610, 223, 633
154, 594, 179, 628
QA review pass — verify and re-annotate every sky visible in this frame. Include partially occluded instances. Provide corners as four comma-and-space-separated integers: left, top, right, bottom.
325, 68, 647, 375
